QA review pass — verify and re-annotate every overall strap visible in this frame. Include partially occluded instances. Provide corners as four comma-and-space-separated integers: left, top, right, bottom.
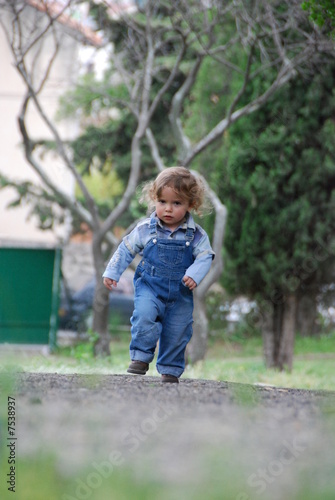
185, 226, 195, 244
149, 217, 158, 238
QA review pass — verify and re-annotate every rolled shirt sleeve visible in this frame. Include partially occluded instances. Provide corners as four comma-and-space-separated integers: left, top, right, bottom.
186, 231, 215, 285
102, 223, 146, 281
102, 241, 135, 282
185, 253, 213, 286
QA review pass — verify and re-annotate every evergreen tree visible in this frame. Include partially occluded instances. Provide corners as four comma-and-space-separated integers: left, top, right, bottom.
302, 0, 335, 30
221, 62, 335, 369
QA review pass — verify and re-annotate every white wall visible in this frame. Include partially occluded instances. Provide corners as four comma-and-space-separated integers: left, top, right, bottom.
0, 6, 81, 245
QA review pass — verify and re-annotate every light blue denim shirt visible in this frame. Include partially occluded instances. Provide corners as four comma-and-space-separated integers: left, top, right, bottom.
103, 212, 215, 285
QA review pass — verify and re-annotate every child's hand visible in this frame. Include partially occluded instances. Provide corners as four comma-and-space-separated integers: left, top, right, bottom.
103, 277, 118, 290
183, 276, 197, 290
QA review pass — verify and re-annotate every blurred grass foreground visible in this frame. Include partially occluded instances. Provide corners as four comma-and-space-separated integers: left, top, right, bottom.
1, 332, 335, 500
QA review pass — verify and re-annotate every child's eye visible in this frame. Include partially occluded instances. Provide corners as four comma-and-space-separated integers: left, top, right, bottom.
158, 199, 166, 204
174, 201, 181, 206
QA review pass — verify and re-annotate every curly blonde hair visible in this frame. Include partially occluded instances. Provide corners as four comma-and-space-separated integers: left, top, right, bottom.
140, 167, 208, 215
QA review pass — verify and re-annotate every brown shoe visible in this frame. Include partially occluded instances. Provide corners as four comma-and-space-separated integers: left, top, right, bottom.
161, 374, 179, 384
127, 360, 149, 375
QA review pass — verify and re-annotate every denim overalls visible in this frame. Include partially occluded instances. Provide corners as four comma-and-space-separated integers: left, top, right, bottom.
130, 217, 195, 377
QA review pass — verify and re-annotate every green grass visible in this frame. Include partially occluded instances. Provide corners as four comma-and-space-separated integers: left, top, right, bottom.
186, 331, 335, 390
0, 448, 334, 500
2, 331, 335, 391
185, 331, 335, 390
1, 450, 335, 500
0, 453, 161, 500
185, 357, 335, 390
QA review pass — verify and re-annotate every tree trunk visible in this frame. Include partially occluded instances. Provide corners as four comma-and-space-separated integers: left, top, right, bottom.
92, 238, 112, 356
273, 301, 284, 365
262, 294, 297, 371
187, 294, 208, 364
295, 292, 318, 337
92, 277, 111, 356
277, 294, 297, 371
262, 305, 276, 368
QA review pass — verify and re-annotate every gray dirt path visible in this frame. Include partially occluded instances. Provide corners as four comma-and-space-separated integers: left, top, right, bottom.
5, 373, 335, 499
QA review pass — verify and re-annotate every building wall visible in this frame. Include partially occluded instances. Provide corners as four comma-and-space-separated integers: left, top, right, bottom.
0, 5, 81, 246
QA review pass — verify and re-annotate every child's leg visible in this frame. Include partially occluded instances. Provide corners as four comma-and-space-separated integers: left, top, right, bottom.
130, 280, 164, 365
156, 290, 193, 378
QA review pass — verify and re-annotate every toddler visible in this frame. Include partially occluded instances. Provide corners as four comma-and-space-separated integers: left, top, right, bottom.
103, 167, 214, 383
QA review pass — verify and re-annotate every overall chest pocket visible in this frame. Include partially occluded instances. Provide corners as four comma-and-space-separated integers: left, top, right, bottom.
157, 243, 184, 265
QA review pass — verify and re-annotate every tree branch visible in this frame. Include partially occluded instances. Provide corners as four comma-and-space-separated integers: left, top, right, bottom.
226, 40, 256, 124
169, 56, 203, 161
182, 55, 302, 167
145, 128, 165, 172
191, 171, 227, 299
17, 94, 92, 227
8, 16, 101, 226
146, 37, 186, 125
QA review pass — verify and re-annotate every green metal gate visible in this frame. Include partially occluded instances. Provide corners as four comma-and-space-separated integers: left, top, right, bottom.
0, 246, 61, 348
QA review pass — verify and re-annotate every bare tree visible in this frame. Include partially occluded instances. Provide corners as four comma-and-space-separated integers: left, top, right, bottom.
1, 0, 334, 364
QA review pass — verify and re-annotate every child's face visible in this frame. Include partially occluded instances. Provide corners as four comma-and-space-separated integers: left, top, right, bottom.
155, 186, 191, 231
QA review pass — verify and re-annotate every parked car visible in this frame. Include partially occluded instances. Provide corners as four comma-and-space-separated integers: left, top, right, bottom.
58, 278, 134, 332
